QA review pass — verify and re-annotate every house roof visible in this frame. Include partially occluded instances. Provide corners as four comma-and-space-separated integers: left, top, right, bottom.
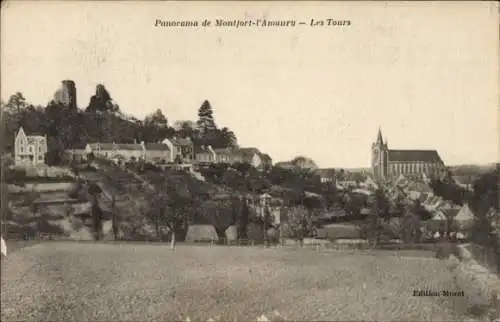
238, 147, 261, 157
454, 175, 476, 185
115, 143, 143, 150
214, 148, 237, 156
238, 147, 259, 153
275, 161, 294, 169
88, 143, 114, 150
261, 153, 272, 163
194, 145, 210, 153
237, 147, 272, 164
88, 142, 143, 151
424, 194, 438, 203
317, 168, 336, 177
388, 150, 443, 163
145, 143, 169, 151
410, 182, 434, 193
64, 148, 87, 154
66, 143, 87, 149
442, 208, 460, 218
406, 181, 418, 191
352, 188, 373, 196
431, 212, 447, 221
171, 137, 193, 146
456, 204, 475, 221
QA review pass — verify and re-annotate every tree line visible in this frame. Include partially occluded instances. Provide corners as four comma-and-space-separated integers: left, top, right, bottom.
1, 91, 238, 164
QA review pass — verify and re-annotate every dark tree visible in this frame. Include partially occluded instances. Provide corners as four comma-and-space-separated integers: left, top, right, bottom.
197, 100, 217, 134
147, 183, 195, 249
238, 198, 250, 239
87, 183, 103, 240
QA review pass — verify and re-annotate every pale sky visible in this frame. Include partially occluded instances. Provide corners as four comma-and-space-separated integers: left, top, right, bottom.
2, 1, 499, 168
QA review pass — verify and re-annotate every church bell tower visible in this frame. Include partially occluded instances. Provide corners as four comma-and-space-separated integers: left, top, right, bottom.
371, 128, 388, 180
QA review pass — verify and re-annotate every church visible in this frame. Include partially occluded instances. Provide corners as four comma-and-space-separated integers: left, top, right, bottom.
371, 129, 445, 180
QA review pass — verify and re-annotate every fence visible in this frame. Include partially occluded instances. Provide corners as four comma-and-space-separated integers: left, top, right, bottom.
0, 232, 444, 253
5, 231, 68, 241
7, 182, 74, 193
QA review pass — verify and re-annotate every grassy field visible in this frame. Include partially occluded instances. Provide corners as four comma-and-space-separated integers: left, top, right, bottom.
1, 242, 478, 321
3, 240, 40, 254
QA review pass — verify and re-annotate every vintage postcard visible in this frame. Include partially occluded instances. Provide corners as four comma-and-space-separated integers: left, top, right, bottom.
1, 1, 499, 321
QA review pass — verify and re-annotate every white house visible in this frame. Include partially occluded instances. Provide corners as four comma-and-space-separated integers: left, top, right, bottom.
14, 127, 48, 166
162, 137, 194, 163
195, 145, 217, 163
363, 177, 379, 190
85, 142, 146, 162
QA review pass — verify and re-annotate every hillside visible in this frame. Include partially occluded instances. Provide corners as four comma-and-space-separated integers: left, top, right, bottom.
77, 159, 159, 240
449, 164, 496, 176
2, 92, 238, 159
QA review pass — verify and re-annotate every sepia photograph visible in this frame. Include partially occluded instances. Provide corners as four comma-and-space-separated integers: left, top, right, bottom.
1, 1, 499, 321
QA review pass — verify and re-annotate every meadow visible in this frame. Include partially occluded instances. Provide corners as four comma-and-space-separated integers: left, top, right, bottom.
1, 242, 476, 321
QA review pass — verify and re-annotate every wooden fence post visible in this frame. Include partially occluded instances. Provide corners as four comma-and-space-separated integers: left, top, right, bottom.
112, 194, 117, 240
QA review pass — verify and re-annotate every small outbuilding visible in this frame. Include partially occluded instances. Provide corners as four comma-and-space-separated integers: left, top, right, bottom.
225, 225, 238, 242
185, 224, 219, 243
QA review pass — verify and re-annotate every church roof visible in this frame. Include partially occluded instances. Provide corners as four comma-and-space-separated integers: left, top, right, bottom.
388, 150, 442, 163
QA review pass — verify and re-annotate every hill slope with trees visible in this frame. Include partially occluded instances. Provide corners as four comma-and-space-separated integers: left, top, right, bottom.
2, 90, 239, 163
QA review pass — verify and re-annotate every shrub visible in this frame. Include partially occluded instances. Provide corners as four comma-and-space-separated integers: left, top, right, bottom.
5, 168, 27, 184
435, 238, 459, 259
469, 168, 499, 262
281, 205, 315, 240
70, 216, 85, 231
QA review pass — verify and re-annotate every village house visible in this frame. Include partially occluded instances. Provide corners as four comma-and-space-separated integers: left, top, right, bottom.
14, 127, 48, 166
361, 176, 379, 190
144, 143, 171, 164
453, 175, 476, 191
238, 147, 272, 170
276, 157, 317, 171
114, 142, 146, 162
194, 145, 217, 164
428, 204, 461, 232
85, 142, 146, 162
214, 148, 243, 164
291, 156, 318, 171
337, 180, 358, 189
193, 146, 272, 170
316, 168, 336, 183
260, 154, 273, 170
64, 143, 88, 163
162, 137, 194, 163
86, 143, 114, 159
